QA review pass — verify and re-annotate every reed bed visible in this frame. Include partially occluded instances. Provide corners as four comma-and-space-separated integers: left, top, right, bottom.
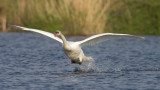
48, 0, 112, 35
0, 0, 6, 32
5, 0, 113, 35
2, 0, 159, 35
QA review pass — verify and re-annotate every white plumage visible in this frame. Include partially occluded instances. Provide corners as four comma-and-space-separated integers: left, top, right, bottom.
9, 25, 144, 65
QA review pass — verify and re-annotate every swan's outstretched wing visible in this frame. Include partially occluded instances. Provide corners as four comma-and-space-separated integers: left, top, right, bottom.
9, 25, 63, 43
77, 33, 144, 46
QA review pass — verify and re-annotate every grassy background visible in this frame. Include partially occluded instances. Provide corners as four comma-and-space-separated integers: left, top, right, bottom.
0, 0, 160, 35
106, 0, 160, 35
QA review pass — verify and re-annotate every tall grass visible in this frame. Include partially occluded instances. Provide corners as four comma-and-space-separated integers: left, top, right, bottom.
6, 0, 112, 35
0, 0, 6, 32
48, 0, 112, 35
3, 0, 159, 35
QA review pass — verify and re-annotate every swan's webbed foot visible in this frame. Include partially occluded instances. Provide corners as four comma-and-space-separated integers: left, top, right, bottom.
71, 60, 82, 65
78, 62, 82, 65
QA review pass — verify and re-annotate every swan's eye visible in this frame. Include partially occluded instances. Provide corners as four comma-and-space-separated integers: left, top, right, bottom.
55, 31, 59, 34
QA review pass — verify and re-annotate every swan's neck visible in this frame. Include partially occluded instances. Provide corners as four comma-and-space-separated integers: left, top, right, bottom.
60, 33, 68, 47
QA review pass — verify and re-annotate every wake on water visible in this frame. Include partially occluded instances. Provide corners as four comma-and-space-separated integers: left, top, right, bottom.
72, 59, 160, 73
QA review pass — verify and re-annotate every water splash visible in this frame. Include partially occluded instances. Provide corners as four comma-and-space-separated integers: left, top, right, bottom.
74, 60, 99, 73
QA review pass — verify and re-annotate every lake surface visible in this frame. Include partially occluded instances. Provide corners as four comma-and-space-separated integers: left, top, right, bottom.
0, 32, 160, 90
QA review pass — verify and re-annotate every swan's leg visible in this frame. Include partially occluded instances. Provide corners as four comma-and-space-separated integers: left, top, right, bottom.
79, 57, 83, 65
71, 59, 82, 65
71, 60, 76, 64
78, 62, 82, 65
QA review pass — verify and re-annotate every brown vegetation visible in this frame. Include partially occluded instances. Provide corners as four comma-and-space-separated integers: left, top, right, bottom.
1, 0, 160, 35
0, 3, 6, 32
5, 0, 112, 35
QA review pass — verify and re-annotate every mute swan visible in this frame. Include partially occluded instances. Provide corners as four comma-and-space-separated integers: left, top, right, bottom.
9, 25, 144, 65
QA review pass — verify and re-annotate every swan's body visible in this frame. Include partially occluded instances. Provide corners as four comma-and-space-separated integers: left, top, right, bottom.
62, 41, 92, 64
9, 25, 144, 65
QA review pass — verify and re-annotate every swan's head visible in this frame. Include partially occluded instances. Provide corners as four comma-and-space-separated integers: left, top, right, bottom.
55, 30, 61, 36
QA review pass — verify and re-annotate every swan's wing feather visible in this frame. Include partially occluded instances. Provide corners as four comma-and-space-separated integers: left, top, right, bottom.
78, 33, 144, 46
9, 25, 63, 43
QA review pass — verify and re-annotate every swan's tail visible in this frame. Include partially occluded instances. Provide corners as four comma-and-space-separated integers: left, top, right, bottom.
87, 56, 93, 60
83, 56, 93, 62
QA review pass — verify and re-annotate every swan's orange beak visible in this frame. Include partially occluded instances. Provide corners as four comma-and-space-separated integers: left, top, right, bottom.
55, 33, 59, 36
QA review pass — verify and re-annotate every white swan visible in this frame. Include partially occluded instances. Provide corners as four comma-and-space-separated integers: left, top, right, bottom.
9, 25, 144, 65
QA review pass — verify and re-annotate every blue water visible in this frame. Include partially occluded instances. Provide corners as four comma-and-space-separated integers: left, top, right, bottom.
0, 32, 160, 90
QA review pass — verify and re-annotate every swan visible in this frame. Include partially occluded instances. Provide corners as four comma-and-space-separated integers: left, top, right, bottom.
9, 25, 144, 65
